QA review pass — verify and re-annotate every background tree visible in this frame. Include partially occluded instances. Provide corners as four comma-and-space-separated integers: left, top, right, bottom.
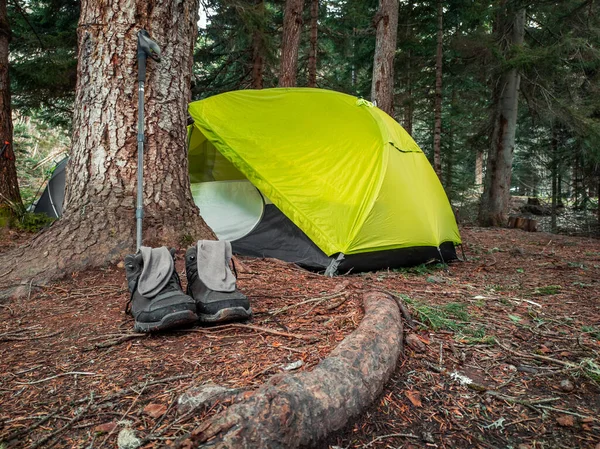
1, 0, 213, 282
279, 0, 304, 87
370, 0, 397, 115
0, 0, 23, 222
478, 2, 525, 226
307, 0, 318, 87
9, 0, 79, 127
432, 0, 443, 178
193, 0, 278, 97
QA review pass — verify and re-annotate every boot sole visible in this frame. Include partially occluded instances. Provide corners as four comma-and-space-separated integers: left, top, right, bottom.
135, 310, 198, 333
199, 307, 252, 324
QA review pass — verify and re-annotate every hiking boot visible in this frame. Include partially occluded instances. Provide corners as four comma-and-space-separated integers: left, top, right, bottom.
185, 246, 252, 323
124, 249, 198, 332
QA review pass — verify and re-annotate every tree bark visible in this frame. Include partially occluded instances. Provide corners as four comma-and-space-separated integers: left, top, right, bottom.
478, 5, 525, 227
178, 291, 403, 448
0, 0, 213, 284
371, 0, 398, 116
432, 0, 443, 179
551, 124, 558, 233
278, 0, 304, 87
0, 0, 23, 218
475, 149, 484, 192
251, 0, 265, 89
307, 0, 318, 87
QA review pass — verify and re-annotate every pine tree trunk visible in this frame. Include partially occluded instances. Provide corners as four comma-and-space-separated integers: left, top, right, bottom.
307, 0, 318, 87
1, 0, 213, 284
251, 0, 265, 89
432, 0, 443, 179
551, 124, 558, 233
371, 0, 398, 116
475, 149, 484, 192
0, 0, 22, 218
445, 89, 456, 193
478, 5, 525, 227
403, 50, 413, 135
279, 0, 304, 87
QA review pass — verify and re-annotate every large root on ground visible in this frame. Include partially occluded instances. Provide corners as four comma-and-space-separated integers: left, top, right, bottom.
179, 291, 403, 449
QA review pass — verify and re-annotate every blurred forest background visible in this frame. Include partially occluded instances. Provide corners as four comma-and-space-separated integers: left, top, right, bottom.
4, 0, 600, 235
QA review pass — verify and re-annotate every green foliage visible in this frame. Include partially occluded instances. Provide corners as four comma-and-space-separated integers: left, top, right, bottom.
394, 262, 445, 275
414, 301, 470, 331
8, 0, 80, 128
16, 211, 56, 232
582, 326, 600, 341
534, 285, 562, 295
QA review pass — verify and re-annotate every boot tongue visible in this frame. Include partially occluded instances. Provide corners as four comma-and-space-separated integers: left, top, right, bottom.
138, 246, 175, 297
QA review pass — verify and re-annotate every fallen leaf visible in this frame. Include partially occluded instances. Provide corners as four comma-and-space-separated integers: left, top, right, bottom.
556, 415, 574, 427
417, 333, 431, 345
405, 333, 427, 353
539, 345, 551, 354
405, 390, 422, 407
143, 403, 167, 419
94, 421, 117, 434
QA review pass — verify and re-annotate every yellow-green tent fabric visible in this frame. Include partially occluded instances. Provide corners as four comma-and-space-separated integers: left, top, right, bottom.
188, 88, 461, 272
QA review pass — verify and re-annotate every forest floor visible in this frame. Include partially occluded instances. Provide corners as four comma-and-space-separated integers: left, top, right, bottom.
0, 227, 599, 449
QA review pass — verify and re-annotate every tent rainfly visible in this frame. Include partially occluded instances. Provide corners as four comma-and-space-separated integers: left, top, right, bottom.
187, 88, 461, 274
34, 88, 461, 274
33, 157, 67, 218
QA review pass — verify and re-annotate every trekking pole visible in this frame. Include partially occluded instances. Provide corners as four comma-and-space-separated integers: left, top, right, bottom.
136, 30, 161, 251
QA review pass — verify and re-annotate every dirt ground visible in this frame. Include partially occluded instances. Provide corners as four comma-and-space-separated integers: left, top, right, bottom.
1, 227, 599, 449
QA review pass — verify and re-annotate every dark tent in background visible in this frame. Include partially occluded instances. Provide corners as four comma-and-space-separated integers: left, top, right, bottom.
33, 157, 68, 218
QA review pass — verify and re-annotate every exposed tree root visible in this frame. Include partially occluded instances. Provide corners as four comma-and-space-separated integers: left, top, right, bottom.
177, 291, 404, 449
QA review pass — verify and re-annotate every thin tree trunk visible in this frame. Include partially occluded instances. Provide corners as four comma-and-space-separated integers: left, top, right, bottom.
307, 0, 318, 87
446, 89, 456, 193
0, 0, 22, 218
403, 49, 413, 136
597, 177, 600, 235
432, 0, 443, 179
475, 149, 484, 192
251, 0, 265, 89
1, 0, 213, 284
279, 0, 304, 87
371, 0, 399, 116
551, 124, 558, 233
478, 5, 525, 227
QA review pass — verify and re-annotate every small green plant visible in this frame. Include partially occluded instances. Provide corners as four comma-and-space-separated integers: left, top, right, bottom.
516, 268, 524, 273
534, 285, 561, 295
579, 359, 600, 383
180, 233, 195, 246
458, 326, 496, 345
572, 281, 592, 287
17, 211, 56, 232
508, 314, 522, 323
394, 261, 445, 275
413, 302, 470, 331
582, 326, 600, 340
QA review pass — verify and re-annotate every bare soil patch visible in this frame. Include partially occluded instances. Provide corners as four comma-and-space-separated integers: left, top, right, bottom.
1, 227, 599, 449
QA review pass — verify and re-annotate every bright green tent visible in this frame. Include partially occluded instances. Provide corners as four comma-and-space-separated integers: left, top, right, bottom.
188, 88, 461, 273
